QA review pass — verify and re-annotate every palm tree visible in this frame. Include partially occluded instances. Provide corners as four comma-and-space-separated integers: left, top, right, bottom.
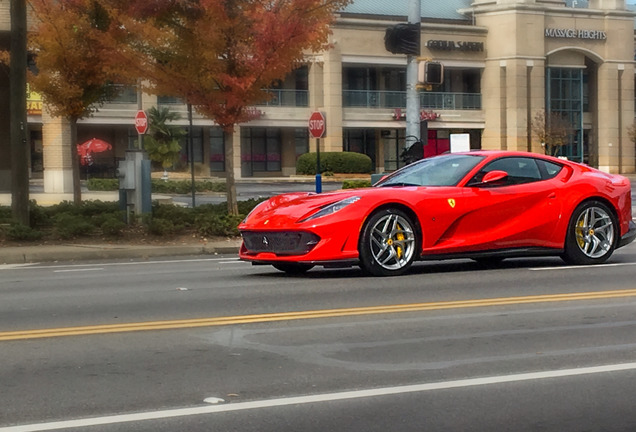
144, 106, 187, 173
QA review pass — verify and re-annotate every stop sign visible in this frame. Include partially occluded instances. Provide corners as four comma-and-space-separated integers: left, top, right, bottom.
135, 110, 148, 135
308, 111, 326, 138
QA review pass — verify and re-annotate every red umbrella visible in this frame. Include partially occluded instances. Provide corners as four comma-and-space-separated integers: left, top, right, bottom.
77, 138, 112, 165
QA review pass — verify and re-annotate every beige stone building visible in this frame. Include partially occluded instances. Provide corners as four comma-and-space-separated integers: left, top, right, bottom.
1, 0, 635, 193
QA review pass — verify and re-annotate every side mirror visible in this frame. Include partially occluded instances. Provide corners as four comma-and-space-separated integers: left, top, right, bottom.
482, 170, 508, 184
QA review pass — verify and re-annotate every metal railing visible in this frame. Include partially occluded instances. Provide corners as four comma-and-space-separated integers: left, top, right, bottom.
104, 84, 138, 104
343, 90, 482, 110
254, 89, 309, 107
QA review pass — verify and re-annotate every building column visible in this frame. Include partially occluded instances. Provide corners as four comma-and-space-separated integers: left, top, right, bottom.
481, 60, 506, 150
619, 63, 635, 173
596, 62, 620, 173
321, 38, 343, 153
0, 63, 10, 191
232, 128, 242, 179
504, 59, 531, 152
42, 110, 73, 193
528, 61, 546, 154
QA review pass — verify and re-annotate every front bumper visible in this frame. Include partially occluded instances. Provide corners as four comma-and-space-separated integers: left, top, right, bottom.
618, 220, 636, 249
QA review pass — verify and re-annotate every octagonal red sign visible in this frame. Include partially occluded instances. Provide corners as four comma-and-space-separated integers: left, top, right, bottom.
308, 111, 326, 139
135, 110, 148, 135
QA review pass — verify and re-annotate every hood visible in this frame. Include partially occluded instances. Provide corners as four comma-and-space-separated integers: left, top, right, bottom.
242, 189, 367, 228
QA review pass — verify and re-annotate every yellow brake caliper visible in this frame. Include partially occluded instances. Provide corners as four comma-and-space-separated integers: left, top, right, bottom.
576, 219, 585, 248
395, 224, 405, 259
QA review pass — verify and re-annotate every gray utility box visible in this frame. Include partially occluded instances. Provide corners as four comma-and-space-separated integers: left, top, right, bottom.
117, 160, 135, 190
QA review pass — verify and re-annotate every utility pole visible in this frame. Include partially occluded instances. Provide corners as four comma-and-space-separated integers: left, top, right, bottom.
10, 0, 30, 225
405, 0, 422, 150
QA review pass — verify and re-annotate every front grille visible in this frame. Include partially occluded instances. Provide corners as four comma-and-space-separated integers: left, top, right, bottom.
241, 231, 320, 255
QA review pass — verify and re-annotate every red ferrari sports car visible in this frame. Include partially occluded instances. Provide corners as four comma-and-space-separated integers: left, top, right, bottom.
238, 151, 636, 276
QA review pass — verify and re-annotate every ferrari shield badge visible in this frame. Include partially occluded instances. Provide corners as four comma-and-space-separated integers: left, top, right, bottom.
447, 198, 456, 208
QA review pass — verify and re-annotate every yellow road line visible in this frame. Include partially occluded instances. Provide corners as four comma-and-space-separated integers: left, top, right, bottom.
3, 288, 636, 341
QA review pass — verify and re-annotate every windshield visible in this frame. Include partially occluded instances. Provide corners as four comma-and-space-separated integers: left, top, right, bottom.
375, 154, 485, 187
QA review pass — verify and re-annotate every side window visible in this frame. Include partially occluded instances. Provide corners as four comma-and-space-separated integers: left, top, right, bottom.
470, 157, 542, 187
537, 160, 563, 180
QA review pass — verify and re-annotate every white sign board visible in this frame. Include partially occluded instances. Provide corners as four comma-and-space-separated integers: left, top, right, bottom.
450, 133, 470, 153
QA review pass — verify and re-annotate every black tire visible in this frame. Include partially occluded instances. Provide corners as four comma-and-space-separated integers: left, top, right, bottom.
359, 208, 418, 276
561, 200, 617, 265
272, 263, 314, 274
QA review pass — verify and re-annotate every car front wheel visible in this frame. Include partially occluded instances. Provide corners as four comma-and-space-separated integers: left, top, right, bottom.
359, 208, 417, 276
562, 200, 617, 265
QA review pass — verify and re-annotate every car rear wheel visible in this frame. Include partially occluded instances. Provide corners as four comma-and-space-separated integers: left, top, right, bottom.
359, 208, 417, 276
561, 201, 617, 265
272, 263, 314, 274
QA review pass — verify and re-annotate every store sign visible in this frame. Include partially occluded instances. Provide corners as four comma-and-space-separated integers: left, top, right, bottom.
545, 28, 606, 40
426, 40, 484, 52
392, 109, 440, 121
26, 83, 42, 116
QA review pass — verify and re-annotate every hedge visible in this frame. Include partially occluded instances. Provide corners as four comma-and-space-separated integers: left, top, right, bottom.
296, 152, 372, 175
86, 178, 226, 194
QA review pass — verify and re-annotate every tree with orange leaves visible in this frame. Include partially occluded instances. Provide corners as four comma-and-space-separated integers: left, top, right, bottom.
106, 0, 351, 215
27, 0, 127, 204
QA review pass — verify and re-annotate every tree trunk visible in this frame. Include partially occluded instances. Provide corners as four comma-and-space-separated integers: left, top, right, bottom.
70, 117, 82, 205
224, 128, 239, 215
10, 0, 29, 225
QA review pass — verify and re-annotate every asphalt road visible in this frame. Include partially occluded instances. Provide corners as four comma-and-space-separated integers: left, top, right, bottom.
2, 245, 636, 431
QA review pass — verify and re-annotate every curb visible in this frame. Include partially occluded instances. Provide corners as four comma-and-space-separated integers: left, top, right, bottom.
0, 242, 242, 265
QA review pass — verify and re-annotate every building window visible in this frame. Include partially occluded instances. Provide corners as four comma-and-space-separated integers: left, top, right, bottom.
344, 128, 376, 167
381, 129, 406, 172
209, 127, 225, 172
295, 128, 309, 159
180, 127, 204, 164
546, 67, 583, 162
241, 128, 282, 175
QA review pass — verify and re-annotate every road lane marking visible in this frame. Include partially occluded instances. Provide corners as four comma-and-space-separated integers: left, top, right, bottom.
2, 257, 240, 270
3, 288, 636, 341
3, 362, 636, 431
530, 262, 636, 271
52, 268, 103, 273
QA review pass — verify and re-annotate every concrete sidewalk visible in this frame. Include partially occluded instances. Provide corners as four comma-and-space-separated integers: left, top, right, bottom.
0, 239, 243, 265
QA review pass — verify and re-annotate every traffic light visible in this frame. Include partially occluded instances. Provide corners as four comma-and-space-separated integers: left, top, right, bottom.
384, 23, 421, 56
418, 61, 444, 85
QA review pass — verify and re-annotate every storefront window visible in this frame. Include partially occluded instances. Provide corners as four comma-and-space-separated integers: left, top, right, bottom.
344, 129, 376, 166
241, 128, 282, 176
295, 128, 309, 159
546, 67, 584, 162
381, 129, 406, 172
180, 127, 203, 164
209, 127, 224, 172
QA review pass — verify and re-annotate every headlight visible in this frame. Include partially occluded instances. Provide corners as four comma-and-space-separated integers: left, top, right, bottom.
298, 196, 360, 223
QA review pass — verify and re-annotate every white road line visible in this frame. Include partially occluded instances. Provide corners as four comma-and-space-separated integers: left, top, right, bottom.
530, 262, 636, 271
5, 257, 240, 271
52, 268, 104, 273
3, 362, 636, 432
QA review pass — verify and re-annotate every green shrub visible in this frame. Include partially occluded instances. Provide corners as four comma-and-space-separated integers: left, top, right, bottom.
86, 178, 118, 191
29, 201, 51, 227
342, 179, 372, 189
152, 203, 194, 227
296, 152, 372, 175
148, 218, 175, 236
100, 216, 127, 236
5, 223, 43, 241
151, 179, 225, 194
86, 178, 226, 194
53, 213, 94, 239
196, 214, 243, 237
0, 206, 12, 223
